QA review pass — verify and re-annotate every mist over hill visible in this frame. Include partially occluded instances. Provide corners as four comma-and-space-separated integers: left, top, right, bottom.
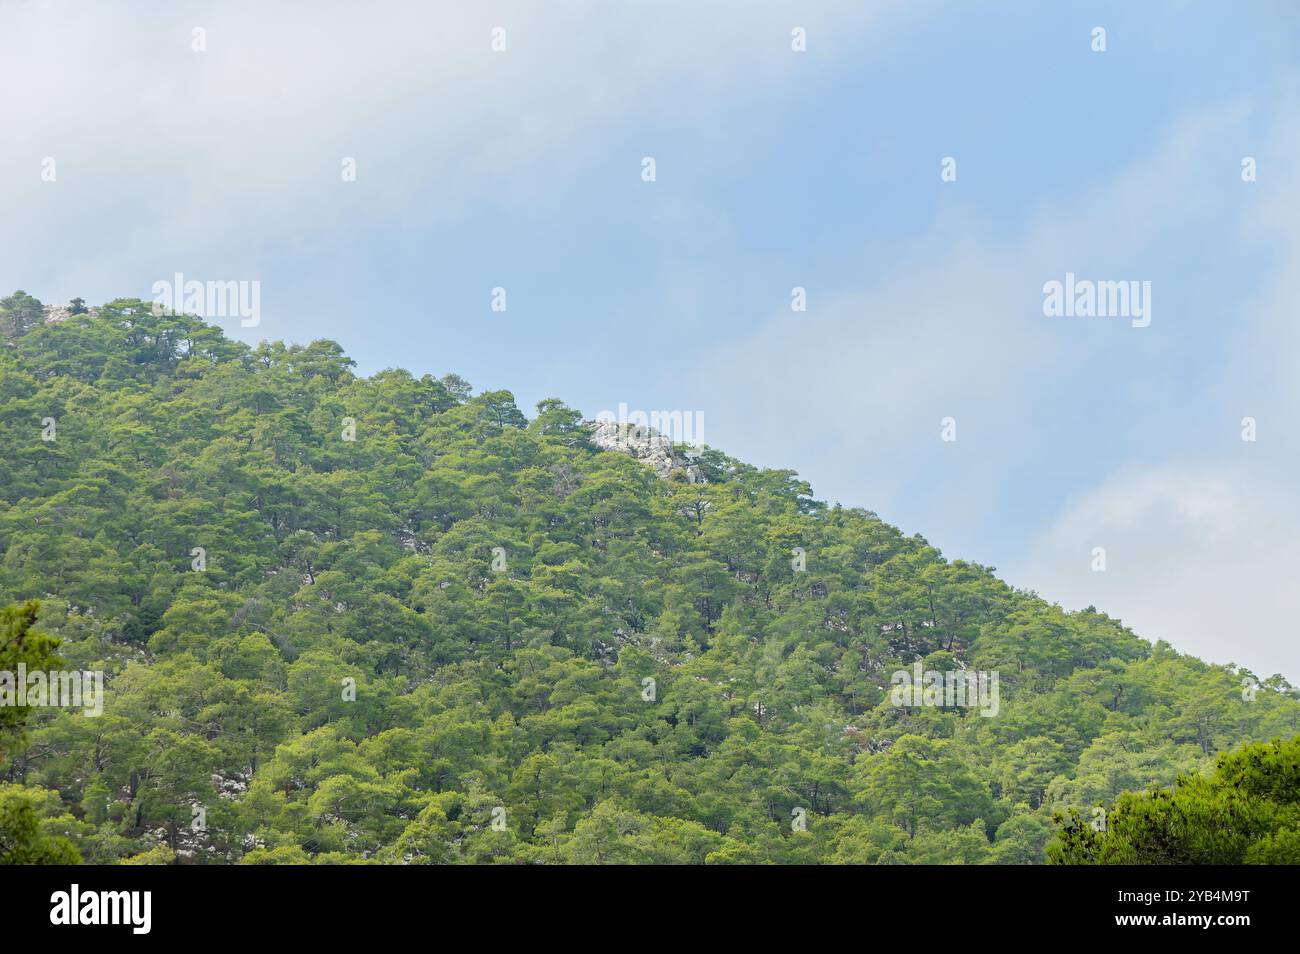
2, 296, 1297, 864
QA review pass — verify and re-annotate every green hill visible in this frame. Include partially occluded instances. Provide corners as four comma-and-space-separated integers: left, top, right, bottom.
2, 295, 1297, 864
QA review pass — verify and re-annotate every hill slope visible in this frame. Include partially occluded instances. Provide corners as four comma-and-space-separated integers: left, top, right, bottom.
2, 297, 1297, 864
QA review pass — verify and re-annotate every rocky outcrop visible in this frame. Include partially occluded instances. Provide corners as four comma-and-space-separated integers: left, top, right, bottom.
588, 420, 703, 483
42, 303, 96, 324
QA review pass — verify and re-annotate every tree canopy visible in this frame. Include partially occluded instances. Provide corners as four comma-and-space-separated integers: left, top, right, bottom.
1049, 735, 1300, 864
1, 299, 1296, 864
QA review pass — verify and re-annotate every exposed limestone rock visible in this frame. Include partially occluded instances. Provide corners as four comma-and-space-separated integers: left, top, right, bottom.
587, 420, 703, 483
42, 303, 97, 324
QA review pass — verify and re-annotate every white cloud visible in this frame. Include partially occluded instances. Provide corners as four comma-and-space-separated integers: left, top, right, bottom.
683, 96, 1300, 679
0, 0, 908, 306
687, 105, 1245, 526
1013, 462, 1300, 679
1013, 93, 1300, 681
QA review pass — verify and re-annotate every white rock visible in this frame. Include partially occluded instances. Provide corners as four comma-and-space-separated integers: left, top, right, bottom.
587, 420, 703, 483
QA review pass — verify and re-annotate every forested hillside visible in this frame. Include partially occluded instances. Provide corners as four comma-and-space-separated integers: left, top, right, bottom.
2, 296, 1297, 864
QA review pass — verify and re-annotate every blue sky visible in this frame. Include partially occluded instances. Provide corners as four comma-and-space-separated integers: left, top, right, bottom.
4, 1, 1300, 677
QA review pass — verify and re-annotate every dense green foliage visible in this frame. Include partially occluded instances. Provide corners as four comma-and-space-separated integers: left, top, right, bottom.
1049, 736, 1300, 864
1, 296, 1297, 864
0, 600, 80, 863
0, 600, 62, 762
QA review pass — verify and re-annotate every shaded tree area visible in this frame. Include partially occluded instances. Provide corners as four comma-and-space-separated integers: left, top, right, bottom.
1049, 735, 1300, 864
